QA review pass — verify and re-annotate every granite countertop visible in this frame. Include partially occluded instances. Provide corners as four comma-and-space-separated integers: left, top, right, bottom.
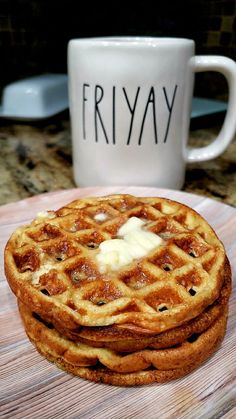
0, 114, 236, 207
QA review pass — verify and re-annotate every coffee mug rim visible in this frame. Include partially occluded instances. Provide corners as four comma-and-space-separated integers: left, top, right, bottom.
69, 36, 195, 48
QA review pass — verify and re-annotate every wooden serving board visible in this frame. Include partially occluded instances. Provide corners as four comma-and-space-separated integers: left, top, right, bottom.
0, 186, 235, 419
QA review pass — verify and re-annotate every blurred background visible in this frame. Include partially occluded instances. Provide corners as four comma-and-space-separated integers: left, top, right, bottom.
0, 0, 236, 208
0, 0, 235, 99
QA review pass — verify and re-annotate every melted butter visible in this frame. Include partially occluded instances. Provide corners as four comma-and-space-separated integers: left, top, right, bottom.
36, 211, 55, 220
94, 212, 108, 222
32, 262, 54, 285
96, 217, 163, 273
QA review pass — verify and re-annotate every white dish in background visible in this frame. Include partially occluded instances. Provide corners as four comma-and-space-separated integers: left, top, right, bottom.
0, 74, 68, 120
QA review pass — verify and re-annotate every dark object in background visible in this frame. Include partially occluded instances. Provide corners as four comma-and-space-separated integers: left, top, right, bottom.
0, 0, 235, 100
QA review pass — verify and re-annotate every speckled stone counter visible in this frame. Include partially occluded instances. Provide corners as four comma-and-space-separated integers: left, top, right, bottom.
0, 115, 236, 207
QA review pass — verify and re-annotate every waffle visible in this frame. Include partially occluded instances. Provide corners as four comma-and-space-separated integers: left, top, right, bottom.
5, 194, 227, 334
18, 301, 228, 386
48, 265, 231, 352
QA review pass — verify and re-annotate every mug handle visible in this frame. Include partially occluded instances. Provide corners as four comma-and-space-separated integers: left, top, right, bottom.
185, 55, 236, 163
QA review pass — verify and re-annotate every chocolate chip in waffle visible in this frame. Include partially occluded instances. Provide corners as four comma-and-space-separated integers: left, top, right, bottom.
18, 301, 228, 386
5, 194, 227, 334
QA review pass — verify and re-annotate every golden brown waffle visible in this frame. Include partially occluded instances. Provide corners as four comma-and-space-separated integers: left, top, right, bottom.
50, 265, 231, 351
5, 194, 227, 333
19, 301, 228, 386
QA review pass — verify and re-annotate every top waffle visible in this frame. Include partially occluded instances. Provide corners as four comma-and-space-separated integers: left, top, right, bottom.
4, 194, 227, 333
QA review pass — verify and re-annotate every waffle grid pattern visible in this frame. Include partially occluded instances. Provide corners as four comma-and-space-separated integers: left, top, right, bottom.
5, 195, 225, 332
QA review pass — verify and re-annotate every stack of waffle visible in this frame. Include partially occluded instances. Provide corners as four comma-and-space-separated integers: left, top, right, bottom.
4, 194, 231, 386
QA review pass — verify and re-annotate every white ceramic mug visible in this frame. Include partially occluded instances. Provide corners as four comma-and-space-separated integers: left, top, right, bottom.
68, 37, 236, 189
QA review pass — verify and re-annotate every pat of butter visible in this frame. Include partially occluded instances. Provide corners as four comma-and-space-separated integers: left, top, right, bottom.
36, 211, 55, 219
96, 217, 163, 273
94, 212, 108, 222
118, 216, 145, 235
32, 263, 54, 285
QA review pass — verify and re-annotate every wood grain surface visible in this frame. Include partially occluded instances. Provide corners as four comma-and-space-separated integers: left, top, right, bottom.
0, 186, 235, 419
